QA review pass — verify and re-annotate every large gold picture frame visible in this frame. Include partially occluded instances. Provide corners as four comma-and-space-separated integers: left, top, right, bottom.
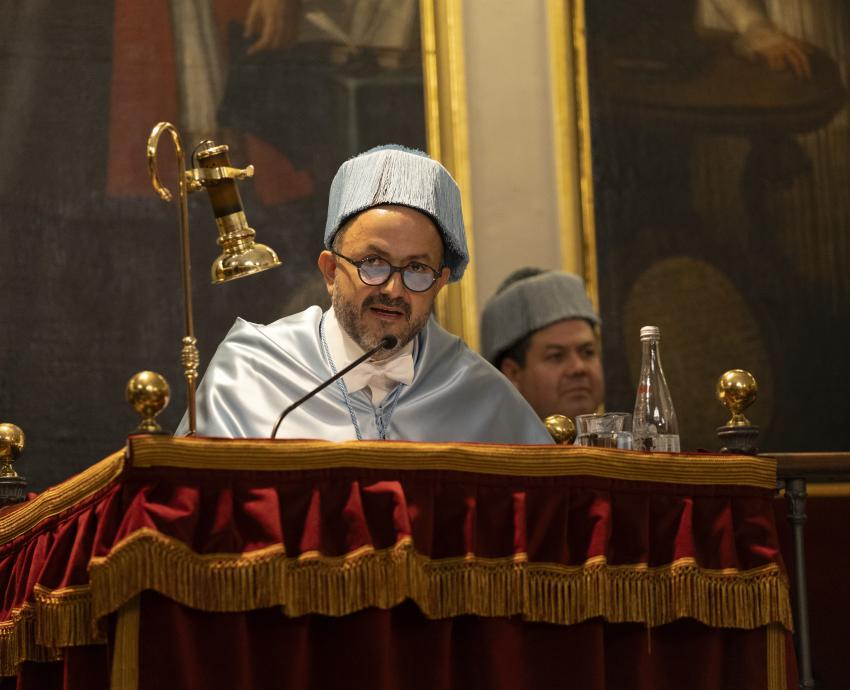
546, 0, 598, 312
420, 0, 478, 350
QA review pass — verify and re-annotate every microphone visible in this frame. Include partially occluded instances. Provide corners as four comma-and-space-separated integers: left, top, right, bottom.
270, 335, 398, 438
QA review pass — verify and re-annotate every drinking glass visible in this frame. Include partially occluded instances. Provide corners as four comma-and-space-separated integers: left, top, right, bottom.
575, 413, 633, 449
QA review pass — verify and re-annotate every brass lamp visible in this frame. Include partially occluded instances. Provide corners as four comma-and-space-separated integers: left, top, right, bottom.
147, 123, 281, 434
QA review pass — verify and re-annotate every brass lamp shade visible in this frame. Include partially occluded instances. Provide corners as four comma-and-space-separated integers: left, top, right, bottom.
189, 140, 282, 284
213, 240, 281, 283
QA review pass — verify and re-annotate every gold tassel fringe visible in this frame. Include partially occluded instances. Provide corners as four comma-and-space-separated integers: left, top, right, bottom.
0, 606, 62, 676
87, 528, 793, 629
2, 529, 793, 677
0, 586, 105, 676
33, 584, 105, 648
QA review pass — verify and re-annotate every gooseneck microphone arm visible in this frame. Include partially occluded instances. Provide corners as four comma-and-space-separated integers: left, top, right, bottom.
270, 335, 398, 439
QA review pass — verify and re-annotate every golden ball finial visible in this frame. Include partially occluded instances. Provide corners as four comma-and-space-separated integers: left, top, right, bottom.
0, 423, 25, 478
126, 371, 171, 434
717, 369, 758, 427
544, 414, 577, 445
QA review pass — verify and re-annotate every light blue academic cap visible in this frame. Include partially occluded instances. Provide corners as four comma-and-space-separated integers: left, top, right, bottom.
324, 145, 469, 282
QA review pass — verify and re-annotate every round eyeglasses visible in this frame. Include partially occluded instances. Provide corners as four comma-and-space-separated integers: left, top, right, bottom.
332, 251, 441, 293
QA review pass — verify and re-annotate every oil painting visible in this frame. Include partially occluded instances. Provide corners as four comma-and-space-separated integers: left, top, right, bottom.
577, 0, 849, 451
0, 0, 428, 489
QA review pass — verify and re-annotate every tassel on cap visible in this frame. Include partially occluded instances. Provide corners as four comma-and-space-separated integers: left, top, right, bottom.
324, 145, 469, 282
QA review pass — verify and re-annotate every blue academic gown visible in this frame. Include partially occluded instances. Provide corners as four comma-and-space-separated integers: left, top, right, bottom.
176, 306, 553, 444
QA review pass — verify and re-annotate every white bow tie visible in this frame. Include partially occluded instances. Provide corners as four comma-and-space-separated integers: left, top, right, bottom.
343, 354, 415, 394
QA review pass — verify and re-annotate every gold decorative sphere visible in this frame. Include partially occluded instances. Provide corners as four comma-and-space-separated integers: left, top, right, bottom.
126, 371, 171, 434
544, 414, 577, 445
0, 423, 25, 478
716, 369, 758, 427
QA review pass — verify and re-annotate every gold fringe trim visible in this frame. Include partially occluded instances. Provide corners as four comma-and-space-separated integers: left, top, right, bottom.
88, 529, 288, 616
767, 623, 788, 690
0, 450, 125, 544
1, 530, 793, 676
521, 559, 792, 629
129, 436, 777, 489
88, 529, 793, 631
0, 449, 122, 674
33, 584, 104, 648
0, 605, 62, 676
110, 597, 140, 690
0, 585, 105, 677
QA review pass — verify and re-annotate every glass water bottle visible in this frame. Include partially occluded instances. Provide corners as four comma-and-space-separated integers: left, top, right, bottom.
632, 326, 680, 452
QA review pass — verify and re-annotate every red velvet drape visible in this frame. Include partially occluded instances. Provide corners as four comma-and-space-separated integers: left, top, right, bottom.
1, 437, 795, 688
15, 596, 797, 690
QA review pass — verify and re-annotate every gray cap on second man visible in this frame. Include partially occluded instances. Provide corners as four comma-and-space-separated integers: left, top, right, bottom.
480, 268, 600, 363
324, 145, 469, 282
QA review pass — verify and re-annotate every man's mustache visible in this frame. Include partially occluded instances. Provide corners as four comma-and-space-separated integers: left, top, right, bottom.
362, 295, 411, 320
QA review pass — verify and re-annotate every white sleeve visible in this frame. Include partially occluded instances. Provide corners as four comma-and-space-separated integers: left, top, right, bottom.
710, 0, 771, 34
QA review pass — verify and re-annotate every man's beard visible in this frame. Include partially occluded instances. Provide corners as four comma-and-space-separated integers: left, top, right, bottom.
333, 290, 431, 361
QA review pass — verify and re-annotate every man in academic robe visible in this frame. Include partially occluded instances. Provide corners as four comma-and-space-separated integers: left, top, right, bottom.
177, 145, 552, 443
480, 268, 604, 421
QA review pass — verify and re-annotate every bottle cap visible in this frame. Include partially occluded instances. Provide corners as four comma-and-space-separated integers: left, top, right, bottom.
640, 326, 660, 341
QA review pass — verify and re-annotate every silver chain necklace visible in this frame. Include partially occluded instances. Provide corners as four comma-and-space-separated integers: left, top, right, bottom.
319, 314, 408, 441
319, 314, 364, 440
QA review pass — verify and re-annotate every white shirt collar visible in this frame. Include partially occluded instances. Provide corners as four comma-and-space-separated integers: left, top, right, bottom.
324, 307, 415, 406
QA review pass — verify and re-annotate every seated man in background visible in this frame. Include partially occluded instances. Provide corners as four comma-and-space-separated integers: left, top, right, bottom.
480, 268, 604, 420
178, 145, 552, 444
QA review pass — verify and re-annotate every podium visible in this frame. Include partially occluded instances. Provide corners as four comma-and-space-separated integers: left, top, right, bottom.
1, 437, 795, 689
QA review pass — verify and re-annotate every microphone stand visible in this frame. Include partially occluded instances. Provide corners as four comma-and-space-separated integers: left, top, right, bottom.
270, 335, 398, 439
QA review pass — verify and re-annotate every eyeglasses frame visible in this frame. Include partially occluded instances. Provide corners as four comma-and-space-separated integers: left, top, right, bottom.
331, 251, 443, 293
